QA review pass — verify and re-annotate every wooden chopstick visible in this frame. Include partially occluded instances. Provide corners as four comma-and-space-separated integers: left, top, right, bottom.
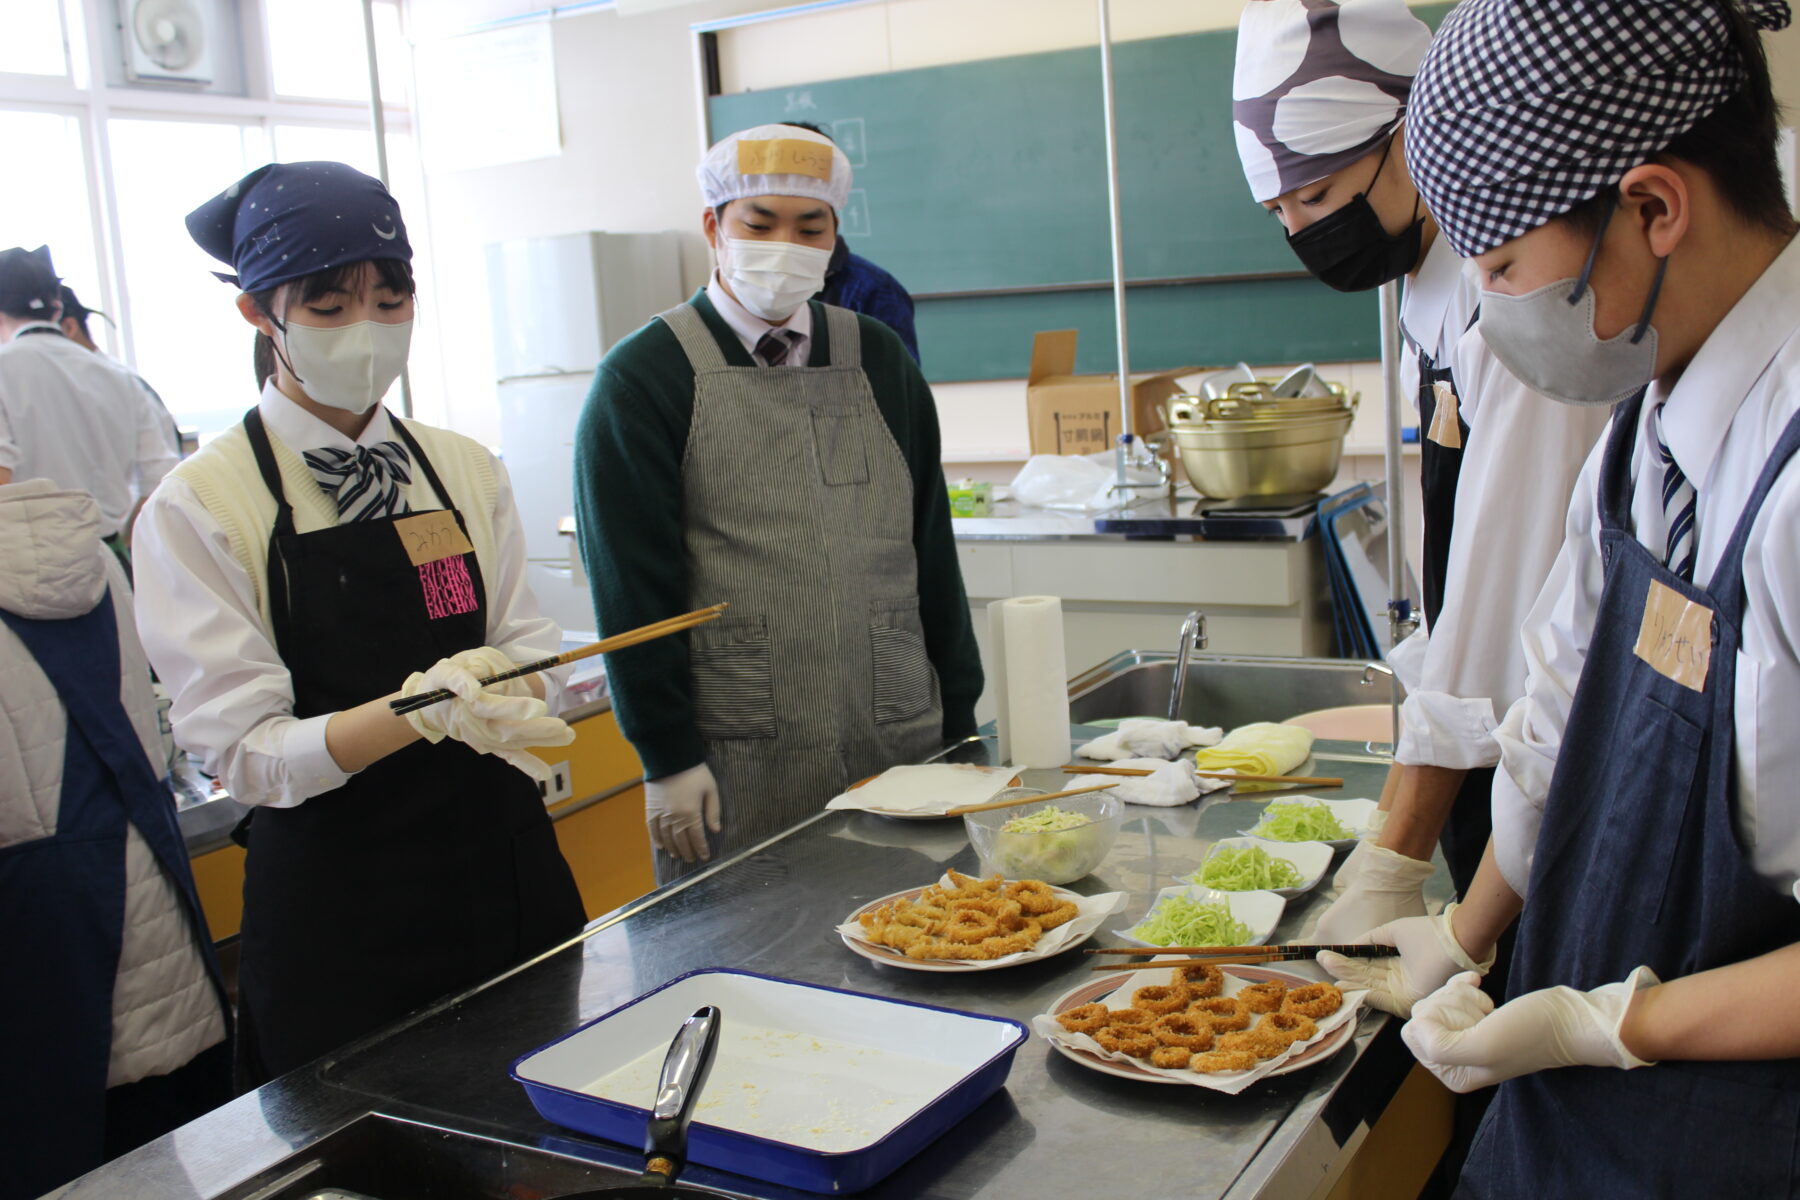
1060, 764, 1156, 777
1084, 944, 1395, 958
1195, 771, 1344, 787
1061, 764, 1344, 787
1089, 946, 1396, 973
390, 603, 729, 716
945, 782, 1118, 818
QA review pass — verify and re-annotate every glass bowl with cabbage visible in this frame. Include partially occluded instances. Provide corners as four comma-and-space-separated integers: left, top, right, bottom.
963, 789, 1123, 884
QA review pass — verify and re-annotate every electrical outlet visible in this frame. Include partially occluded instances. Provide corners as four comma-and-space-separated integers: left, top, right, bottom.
544, 761, 573, 803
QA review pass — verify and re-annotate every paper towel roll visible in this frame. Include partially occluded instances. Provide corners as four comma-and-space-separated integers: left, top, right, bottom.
987, 595, 1072, 768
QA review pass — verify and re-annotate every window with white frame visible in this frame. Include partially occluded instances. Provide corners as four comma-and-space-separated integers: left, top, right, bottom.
0, 0, 427, 442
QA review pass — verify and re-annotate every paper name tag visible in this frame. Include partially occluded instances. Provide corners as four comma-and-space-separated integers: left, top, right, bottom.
736, 138, 834, 181
1633, 578, 1713, 691
394, 510, 474, 567
1427, 380, 1463, 449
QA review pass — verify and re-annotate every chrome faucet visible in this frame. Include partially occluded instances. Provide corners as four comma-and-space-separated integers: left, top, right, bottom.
1167, 610, 1208, 720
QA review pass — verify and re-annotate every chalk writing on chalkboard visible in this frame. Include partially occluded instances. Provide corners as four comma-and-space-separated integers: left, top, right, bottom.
841, 189, 872, 238
830, 117, 868, 167
784, 89, 818, 113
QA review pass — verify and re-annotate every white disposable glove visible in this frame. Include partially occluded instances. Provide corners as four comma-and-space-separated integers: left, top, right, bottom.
1317, 903, 1494, 1017
1402, 968, 1658, 1093
1333, 807, 1390, 889
1313, 843, 1434, 942
646, 763, 722, 864
401, 646, 574, 785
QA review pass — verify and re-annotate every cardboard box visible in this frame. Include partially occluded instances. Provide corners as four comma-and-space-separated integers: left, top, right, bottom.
1025, 330, 1190, 456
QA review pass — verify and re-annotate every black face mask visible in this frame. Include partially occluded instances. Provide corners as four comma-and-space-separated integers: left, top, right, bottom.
1285, 135, 1424, 293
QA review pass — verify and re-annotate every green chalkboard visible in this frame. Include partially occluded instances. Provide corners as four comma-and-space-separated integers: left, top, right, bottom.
706, 9, 1450, 382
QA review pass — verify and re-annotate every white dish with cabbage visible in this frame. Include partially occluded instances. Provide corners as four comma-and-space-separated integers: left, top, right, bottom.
1185, 837, 1333, 897
1239, 796, 1377, 849
1113, 886, 1285, 949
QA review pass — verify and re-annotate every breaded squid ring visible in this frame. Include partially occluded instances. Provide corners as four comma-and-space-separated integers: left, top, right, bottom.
1057, 1002, 1111, 1034
1149, 1046, 1192, 1069
1188, 996, 1250, 1032
1132, 984, 1192, 1015
1281, 983, 1343, 1020
1175, 963, 1225, 998
1216, 1029, 1291, 1060
1094, 1028, 1157, 1058
943, 908, 999, 944
1150, 1013, 1214, 1051
1102, 1007, 1154, 1029
1257, 1011, 1317, 1044
1036, 900, 1080, 931
1005, 880, 1060, 915
1237, 981, 1288, 1014
1190, 1049, 1260, 1074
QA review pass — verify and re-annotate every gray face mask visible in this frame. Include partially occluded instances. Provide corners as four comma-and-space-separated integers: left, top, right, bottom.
1478, 202, 1669, 407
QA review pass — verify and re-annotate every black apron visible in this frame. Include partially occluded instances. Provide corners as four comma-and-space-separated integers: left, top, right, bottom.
1459, 393, 1800, 1197
1415, 324, 1474, 633
234, 409, 584, 1084
0, 590, 229, 1200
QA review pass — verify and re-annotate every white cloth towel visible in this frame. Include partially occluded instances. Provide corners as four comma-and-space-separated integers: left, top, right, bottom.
1076, 719, 1223, 762
1066, 757, 1204, 807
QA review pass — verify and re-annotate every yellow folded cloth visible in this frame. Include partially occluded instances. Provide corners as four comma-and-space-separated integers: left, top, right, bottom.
1192, 722, 1315, 792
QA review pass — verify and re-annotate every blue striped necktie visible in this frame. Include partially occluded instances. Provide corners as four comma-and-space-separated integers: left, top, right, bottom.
1654, 404, 1696, 581
302, 441, 413, 523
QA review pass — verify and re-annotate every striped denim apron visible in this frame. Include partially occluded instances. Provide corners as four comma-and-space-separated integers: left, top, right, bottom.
656, 301, 944, 882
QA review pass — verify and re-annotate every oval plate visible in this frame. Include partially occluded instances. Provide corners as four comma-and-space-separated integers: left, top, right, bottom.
1041, 965, 1355, 1085
840, 882, 1090, 973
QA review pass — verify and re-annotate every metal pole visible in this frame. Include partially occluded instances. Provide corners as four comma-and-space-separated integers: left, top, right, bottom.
363, 0, 412, 417
1096, 0, 1134, 486
1377, 278, 1414, 743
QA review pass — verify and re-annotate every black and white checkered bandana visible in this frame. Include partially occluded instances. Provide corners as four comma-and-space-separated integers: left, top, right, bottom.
1233, 0, 1434, 203
1407, 0, 1793, 258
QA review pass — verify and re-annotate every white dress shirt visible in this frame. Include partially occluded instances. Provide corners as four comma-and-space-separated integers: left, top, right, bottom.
706, 270, 814, 365
1493, 234, 1800, 900
1388, 243, 1612, 770
0, 324, 178, 536
1397, 235, 1480, 414
133, 382, 564, 808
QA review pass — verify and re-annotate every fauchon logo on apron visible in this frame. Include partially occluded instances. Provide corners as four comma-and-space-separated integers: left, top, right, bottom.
394, 510, 479, 620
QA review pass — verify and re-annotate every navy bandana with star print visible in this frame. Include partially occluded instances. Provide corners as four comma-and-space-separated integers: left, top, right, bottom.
185, 161, 412, 294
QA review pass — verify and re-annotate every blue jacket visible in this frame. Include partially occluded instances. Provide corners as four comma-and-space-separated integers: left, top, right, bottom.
818, 245, 920, 364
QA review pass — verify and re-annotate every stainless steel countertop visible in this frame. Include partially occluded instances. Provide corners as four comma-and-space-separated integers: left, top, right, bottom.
952, 497, 1314, 542
79, 729, 1448, 1200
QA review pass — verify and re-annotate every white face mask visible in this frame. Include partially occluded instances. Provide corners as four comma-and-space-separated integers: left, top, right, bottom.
279, 317, 412, 413
718, 237, 832, 322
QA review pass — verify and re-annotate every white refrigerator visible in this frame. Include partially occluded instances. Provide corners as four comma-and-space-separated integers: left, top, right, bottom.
488, 231, 684, 638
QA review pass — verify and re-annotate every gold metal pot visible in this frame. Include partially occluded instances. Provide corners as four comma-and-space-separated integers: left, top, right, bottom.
1155, 385, 1359, 499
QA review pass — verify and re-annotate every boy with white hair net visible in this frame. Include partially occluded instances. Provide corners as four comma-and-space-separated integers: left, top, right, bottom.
575, 123, 982, 882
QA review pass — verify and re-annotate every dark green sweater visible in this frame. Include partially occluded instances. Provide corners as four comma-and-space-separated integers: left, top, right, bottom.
573, 290, 982, 779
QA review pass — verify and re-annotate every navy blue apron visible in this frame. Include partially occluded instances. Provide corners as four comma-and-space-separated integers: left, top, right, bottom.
0, 591, 228, 1200
233, 410, 584, 1084
1458, 392, 1800, 1198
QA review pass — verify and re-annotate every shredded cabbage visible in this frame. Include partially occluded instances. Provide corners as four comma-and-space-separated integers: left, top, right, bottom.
1001, 806, 1094, 834
1127, 895, 1254, 947
1187, 844, 1304, 891
1246, 800, 1351, 842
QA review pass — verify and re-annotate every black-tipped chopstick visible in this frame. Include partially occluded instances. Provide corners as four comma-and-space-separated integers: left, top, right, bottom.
389, 603, 728, 716
1087, 943, 1397, 972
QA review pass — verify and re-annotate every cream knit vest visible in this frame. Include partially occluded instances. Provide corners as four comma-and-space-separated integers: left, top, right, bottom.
170, 417, 501, 630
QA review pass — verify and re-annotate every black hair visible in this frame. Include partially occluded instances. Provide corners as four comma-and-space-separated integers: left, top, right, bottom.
779, 121, 833, 141
249, 257, 415, 389
1562, 0, 1795, 239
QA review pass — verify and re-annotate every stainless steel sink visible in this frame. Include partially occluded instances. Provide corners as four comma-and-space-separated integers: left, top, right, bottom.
214, 1113, 636, 1200
1067, 650, 1402, 733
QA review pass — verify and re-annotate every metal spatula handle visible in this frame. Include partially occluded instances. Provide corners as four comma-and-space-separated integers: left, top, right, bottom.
640, 1005, 721, 1184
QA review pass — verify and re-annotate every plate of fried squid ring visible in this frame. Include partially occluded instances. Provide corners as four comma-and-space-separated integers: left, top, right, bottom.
838, 870, 1128, 973
1032, 960, 1366, 1092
